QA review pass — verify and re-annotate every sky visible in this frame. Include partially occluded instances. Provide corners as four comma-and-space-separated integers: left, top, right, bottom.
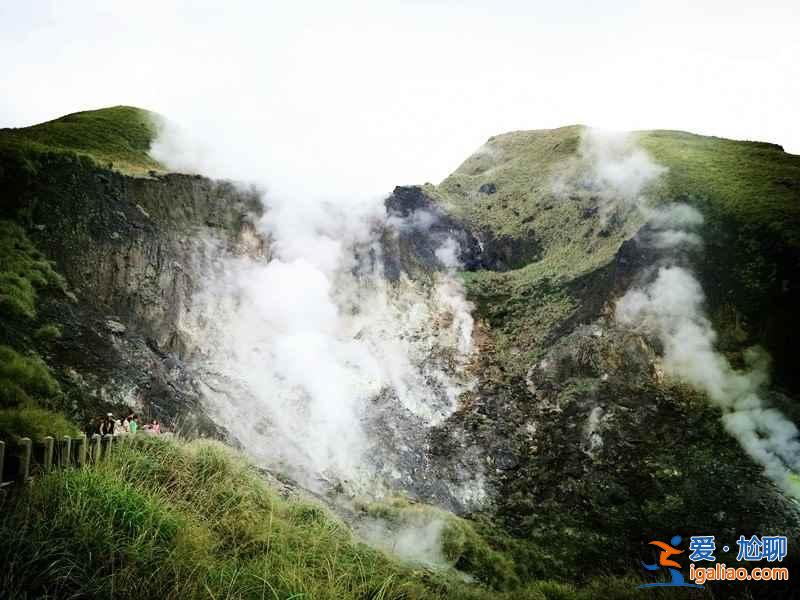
1, 0, 798, 198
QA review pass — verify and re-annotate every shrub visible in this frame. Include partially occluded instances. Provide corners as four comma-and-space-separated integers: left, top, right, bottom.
0, 345, 61, 407
0, 271, 36, 318
0, 378, 31, 408
35, 323, 62, 343
0, 404, 79, 441
441, 518, 519, 590
0, 220, 65, 320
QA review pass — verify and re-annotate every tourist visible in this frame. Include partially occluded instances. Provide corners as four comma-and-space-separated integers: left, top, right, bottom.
152, 419, 161, 434
129, 414, 138, 435
100, 413, 114, 436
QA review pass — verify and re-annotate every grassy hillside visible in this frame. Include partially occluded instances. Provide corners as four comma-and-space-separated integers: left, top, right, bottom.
0, 436, 675, 600
0, 219, 74, 427
435, 126, 800, 383
639, 130, 800, 246
438, 126, 799, 248
0, 106, 164, 175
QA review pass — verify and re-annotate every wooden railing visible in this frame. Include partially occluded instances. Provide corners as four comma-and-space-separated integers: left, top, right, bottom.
0, 434, 117, 498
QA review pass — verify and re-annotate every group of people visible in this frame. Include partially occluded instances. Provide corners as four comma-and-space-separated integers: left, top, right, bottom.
90, 412, 162, 437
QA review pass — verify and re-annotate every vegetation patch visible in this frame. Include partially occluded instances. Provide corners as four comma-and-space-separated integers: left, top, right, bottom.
0, 344, 61, 408
435, 126, 800, 389
0, 220, 65, 320
0, 435, 683, 599
638, 130, 800, 247
0, 106, 164, 176
34, 322, 62, 343
0, 404, 78, 441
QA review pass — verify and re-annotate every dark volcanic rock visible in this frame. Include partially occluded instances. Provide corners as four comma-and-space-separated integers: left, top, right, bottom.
382, 185, 542, 276
477, 228, 542, 271
382, 186, 483, 278
0, 151, 264, 435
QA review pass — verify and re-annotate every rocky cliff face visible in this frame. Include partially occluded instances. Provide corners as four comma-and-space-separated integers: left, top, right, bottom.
1, 149, 263, 434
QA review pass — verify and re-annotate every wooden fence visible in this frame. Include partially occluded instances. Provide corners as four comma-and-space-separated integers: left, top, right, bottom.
0, 434, 117, 499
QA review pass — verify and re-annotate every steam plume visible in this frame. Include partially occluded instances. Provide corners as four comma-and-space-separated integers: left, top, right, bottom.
155, 123, 478, 499
614, 203, 800, 498
561, 128, 800, 498
552, 128, 666, 221
617, 261, 800, 497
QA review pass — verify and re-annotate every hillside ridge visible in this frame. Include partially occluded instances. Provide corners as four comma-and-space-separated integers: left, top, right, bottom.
0, 105, 164, 175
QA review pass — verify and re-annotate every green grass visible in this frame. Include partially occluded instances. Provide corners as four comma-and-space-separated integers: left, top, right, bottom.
354, 496, 521, 590
0, 436, 468, 599
435, 127, 640, 372
438, 125, 800, 251
34, 322, 62, 343
0, 435, 680, 600
0, 404, 79, 441
0, 219, 65, 320
638, 130, 800, 247
0, 344, 61, 408
435, 126, 800, 375
0, 106, 164, 176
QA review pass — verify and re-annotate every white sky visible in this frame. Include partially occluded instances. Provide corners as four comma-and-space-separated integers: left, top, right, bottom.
1, 0, 798, 199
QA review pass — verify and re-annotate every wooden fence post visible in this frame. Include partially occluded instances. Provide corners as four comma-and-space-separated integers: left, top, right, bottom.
36, 436, 54, 471
101, 434, 113, 462
73, 435, 87, 467
90, 434, 102, 463
16, 438, 32, 484
0, 440, 5, 485
58, 436, 72, 468
45, 436, 54, 470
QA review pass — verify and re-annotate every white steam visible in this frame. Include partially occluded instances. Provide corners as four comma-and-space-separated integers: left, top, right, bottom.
157, 124, 478, 496
357, 517, 449, 567
615, 205, 800, 498
564, 128, 800, 498
435, 237, 463, 270
552, 128, 666, 220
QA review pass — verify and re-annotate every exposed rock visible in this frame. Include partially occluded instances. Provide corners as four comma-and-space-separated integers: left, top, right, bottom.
0, 150, 263, 435
105, 319, 127, 335
382, 186, 483, 278
383, 185, 542, 274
